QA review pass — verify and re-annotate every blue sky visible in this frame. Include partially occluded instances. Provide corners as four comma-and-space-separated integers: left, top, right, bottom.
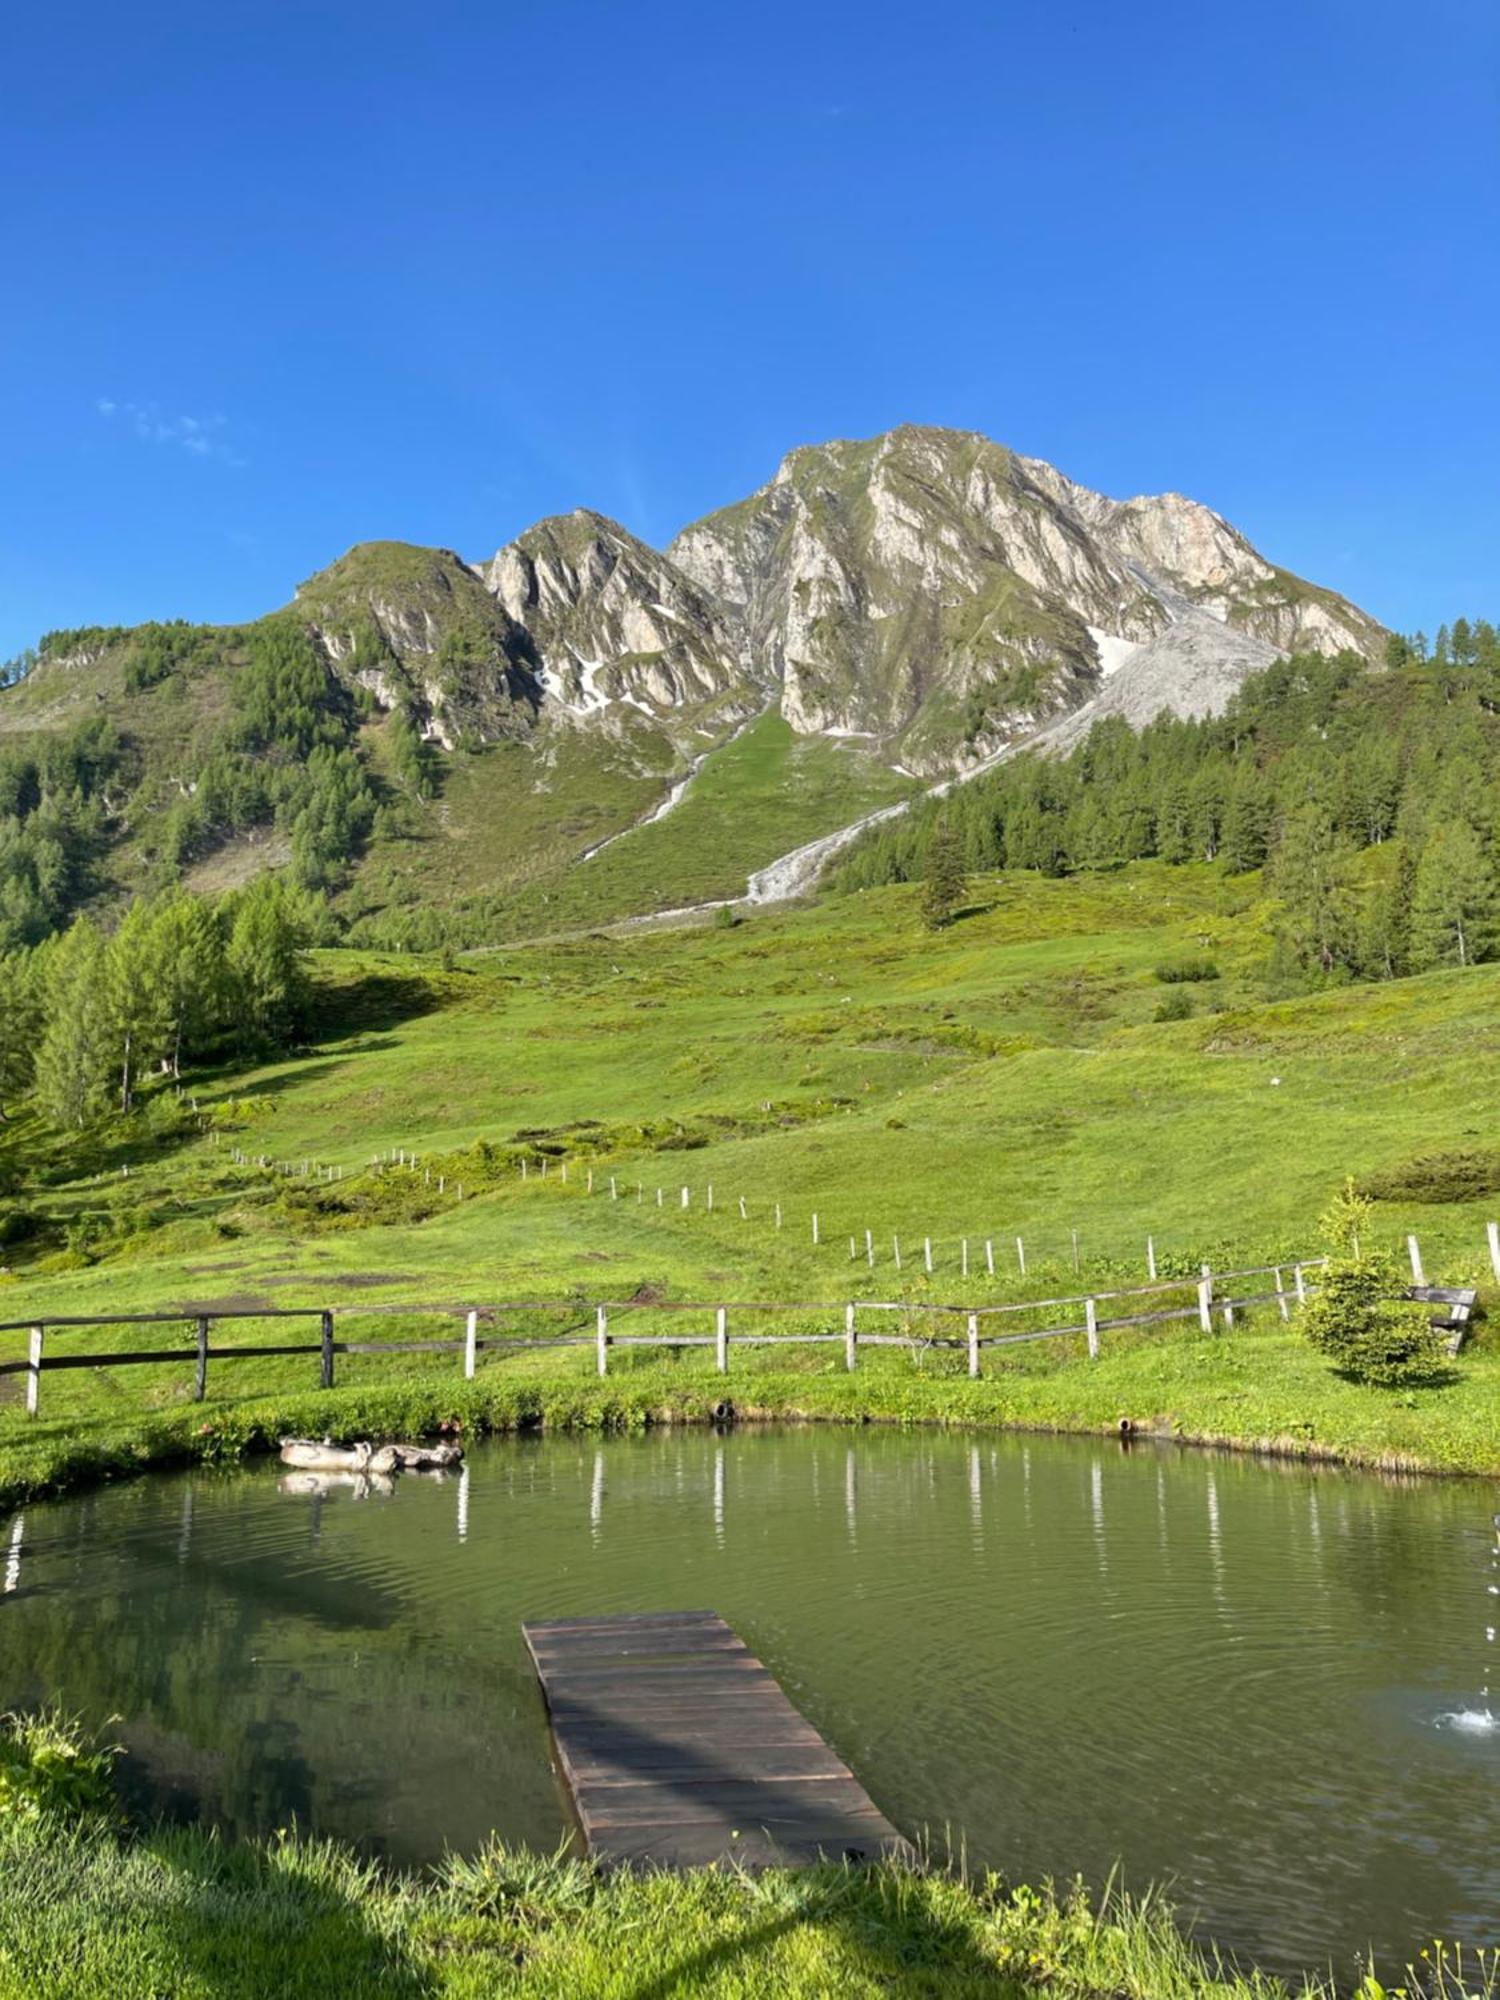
1, 0, 1496, 660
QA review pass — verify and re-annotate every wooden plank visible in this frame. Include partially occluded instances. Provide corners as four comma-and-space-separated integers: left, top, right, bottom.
524, 1611, 910, 1870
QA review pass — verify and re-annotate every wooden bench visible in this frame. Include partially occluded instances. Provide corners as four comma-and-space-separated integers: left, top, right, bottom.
1407, 1285, 1480, 1357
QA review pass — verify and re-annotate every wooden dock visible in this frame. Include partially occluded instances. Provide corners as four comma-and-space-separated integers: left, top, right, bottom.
523, 1611, 910, 1868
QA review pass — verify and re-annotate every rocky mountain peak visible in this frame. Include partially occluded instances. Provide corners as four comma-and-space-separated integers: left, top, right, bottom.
475, 512, 752, 723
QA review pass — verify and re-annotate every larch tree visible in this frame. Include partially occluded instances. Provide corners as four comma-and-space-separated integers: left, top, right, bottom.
920, 818, 968, 930
33, 919, 112, 1129
1410, 821, 1500, 969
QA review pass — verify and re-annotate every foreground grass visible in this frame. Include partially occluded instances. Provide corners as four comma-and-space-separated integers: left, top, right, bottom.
0, 1717, 1479, 2000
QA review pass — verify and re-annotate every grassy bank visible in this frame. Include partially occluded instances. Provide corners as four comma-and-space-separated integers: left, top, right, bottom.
0, 1716, 1481, 1999
3, 1305, 1499, 1519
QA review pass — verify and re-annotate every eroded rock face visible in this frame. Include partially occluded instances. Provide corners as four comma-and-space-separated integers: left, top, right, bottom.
476, 511, 753, 722
298, 429, 1387, 773
667, 426, 1384, 770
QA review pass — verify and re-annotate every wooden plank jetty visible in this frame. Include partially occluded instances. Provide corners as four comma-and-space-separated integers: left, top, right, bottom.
522, 1611, 911, 1869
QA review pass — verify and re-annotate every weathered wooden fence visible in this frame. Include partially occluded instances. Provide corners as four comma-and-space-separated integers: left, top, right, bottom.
0, 1258, 1336, 1416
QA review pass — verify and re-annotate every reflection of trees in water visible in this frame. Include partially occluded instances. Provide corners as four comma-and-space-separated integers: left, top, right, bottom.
0, 1478, 557, 1860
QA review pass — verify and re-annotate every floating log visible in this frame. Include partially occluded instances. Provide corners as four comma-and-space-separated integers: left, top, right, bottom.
278, 1437, 462, 1474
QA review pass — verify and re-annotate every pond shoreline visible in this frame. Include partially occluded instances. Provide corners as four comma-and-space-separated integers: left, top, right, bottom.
0, 1366, 1487, 1517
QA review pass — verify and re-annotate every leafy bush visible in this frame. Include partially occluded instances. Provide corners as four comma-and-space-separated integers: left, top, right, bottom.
1153, 990, 1193, 1022
1153, 958, 1221, 984
0, 1712, 116, 1825
1300, 1257, 1442, 1385
1356, 1149, 1500, 1204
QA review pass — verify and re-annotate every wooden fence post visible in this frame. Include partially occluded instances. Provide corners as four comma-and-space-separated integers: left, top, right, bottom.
1274, 1268, 1290, 1322
1490, 1221, 1500, 1283
1147, 1236, 1157, 1280
1197, 1277, 1213, 1332
924, 1237, 933, 1273
1222, 1300, 1235, 1330
681, 1186, 689, 1209
464, 1310, 478, 1381
967, 1312, 980, 1378
715, 1306, 728, 1374
985, 1239, 994, 1277
775, 1203, 782, 1229
706, 1186, 714, 1212
1071, 1229, 1080, 1274
1293, 1262, 1307, 1303
1408, 1235, 1426, 1286
893, 1235, 902, 1270
1085, 1298, 1099, 1359
739, 1197, 747, 1220
320, 1310, 335, 1390
865, 1229, 874, 1268
812, 1212, 819, 1245
962, 1239, 969, 1278
1015, 1236, 1026, 1275
596, 1305, 609, 1377
194, 1316, 210, 1402
844, 1303, 857, 1371
25, 1326, 43, 1417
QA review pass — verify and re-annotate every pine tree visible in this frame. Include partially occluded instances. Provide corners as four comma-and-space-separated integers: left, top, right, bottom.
147, 892, 227, 1075
1272, 803, 1358, 975
226, 876, 309, 1047
1410, 822, 1500, 969
920, 819, 967, 930
1359, 840, 1415, 979
33, 919, 111, 1129
100, 900, 170, 1113
0, 949, 40, 1118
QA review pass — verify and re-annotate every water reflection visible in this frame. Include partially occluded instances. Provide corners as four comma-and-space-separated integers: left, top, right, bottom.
2, 1430, 1499, 1984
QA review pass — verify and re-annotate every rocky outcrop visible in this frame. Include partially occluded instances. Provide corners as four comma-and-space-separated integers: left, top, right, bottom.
475, 511, 752, 723
291, 542, 541, 749
293, 430, 1386, 774
668, 427, 1384, 772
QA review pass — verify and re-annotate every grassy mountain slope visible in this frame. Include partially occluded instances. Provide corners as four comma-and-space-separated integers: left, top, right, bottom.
5, 860, 1497, 1324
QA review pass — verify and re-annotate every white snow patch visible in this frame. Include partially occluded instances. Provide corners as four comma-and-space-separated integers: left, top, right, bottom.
1088, 627, 1140, 678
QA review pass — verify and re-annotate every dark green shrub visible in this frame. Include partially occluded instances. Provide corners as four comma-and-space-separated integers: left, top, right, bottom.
1355, 1149, 1500, 1204
1153, 990, 1193, 1023
1153, 958, 1221, 984
1300, 1255, 1441, 1386
0, 1712, 117, 1825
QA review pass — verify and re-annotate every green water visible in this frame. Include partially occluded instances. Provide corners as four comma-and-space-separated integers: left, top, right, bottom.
3, 1427, 1498, 1982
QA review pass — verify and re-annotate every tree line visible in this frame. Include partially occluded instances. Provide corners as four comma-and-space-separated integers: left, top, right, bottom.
0, 615, 445, 955
841, 622, 1500, 981
0, 876, 311, 1131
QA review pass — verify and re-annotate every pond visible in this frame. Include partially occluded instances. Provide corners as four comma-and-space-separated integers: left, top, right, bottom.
2, 1427, 1498, 1983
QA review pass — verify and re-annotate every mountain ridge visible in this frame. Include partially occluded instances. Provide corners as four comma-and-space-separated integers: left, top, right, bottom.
0, 425, 1389, 949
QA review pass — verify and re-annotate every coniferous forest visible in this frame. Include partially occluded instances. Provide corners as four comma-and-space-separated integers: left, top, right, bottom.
834, 622, 1500, 982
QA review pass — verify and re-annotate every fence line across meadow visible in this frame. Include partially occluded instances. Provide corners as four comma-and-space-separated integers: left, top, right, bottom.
0, 1258, 1332, 1418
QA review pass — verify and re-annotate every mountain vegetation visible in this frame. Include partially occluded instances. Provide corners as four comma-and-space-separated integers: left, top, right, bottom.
835, 623, 1500, 983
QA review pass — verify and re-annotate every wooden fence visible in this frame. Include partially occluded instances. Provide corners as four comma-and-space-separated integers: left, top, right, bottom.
0, 1259, 1330, 1417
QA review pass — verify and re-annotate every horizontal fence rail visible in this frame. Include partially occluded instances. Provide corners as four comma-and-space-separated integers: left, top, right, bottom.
0, 1258, 1336, 1416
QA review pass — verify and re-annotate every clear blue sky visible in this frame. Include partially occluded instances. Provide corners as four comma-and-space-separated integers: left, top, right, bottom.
2, 0, 1496, 660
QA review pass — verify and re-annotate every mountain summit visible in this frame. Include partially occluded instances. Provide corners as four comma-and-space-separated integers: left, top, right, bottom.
1, 424, 1389, 943
666, 426, 1382, 771
278, 425, 1382, 774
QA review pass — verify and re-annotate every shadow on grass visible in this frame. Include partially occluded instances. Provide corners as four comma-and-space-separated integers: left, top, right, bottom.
146, 1822, 435, 2000
620, 1864, 1007, 2000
